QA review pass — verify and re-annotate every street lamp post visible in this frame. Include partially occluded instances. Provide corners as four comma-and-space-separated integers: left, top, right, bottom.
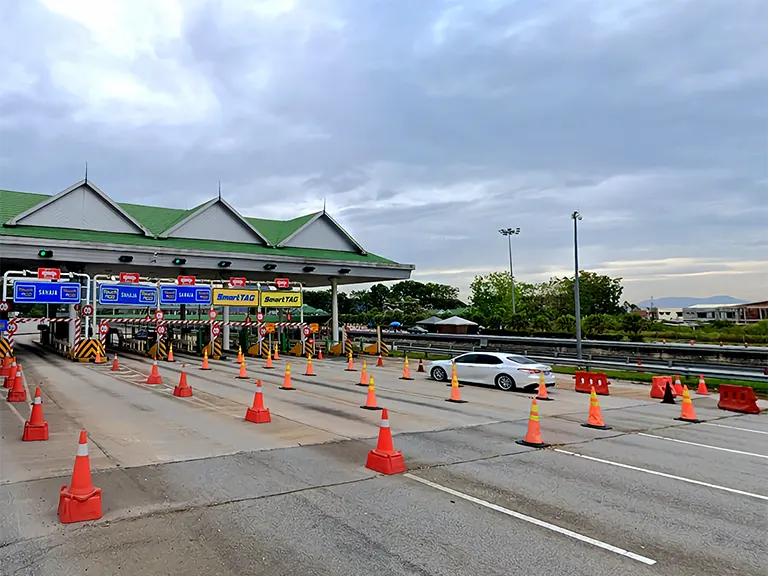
498, 227, 520, 315
572, 211, 583, 360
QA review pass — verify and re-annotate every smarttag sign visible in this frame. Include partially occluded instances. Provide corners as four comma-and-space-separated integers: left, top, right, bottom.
159, 284, 212, 305
260, 290, 302, 308
13, 281, 81, 304
213, 288, 259, 306
99, 284, 158, 307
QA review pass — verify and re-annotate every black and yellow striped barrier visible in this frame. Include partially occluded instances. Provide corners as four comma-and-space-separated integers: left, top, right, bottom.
73, 339, 107, 362
202, 337, 223, 360
0, 338, 11, 358
148, 339, 168, 360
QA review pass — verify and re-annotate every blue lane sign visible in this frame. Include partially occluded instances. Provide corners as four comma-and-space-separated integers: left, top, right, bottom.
98, 284, 158, 307
159, 284, 212, 305
14, 281, 81, 304
0, 319, 7, 332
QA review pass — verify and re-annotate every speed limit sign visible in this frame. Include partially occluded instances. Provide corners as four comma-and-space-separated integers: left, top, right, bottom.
82, 304, 94, 316
99, 323, 109, 334
212, 325, 221, 337
157, 325, 167, 335
208, 309, 218, 320
259, 326, 267, 337
154, 310, 164, 321
256, 311, 264, 322
7, 321, 18, 334
0, 301, 9, 312
302, 326, 310, 337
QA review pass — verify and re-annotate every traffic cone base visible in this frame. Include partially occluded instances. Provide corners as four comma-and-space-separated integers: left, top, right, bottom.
245, 405, 271, 423
23, 387, 49, 441
674, 415, 700, 423
366, 449, 406, 474
362, 404, 383, 411
400, 376, 414, 381
581, 422, 612, 430
446, 397, 467, 404
515, 438, 550, 448
58, 431, 102, 524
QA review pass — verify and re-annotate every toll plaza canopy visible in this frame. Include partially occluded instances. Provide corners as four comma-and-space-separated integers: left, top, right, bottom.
0, 179, 413, 342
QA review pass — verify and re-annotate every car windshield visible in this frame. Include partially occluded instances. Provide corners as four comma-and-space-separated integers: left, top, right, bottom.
507, 355, 537, 364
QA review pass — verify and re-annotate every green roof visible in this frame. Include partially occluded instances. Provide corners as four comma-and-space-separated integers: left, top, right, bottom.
0, 188, 396, 264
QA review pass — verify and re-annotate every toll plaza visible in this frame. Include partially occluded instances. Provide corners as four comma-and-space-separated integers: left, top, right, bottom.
0, 179, 414, 360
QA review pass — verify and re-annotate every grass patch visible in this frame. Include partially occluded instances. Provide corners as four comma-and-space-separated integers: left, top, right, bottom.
552, 365, 768, 394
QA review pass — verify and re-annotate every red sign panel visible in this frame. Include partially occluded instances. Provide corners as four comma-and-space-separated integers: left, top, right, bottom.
256, 311, 264, 322
37, 268, 61, 280
286, 313, 292, 321
120, 272, 140, 283
228, 277, 247, 288
177, 275, 196, 286
275, 278, 290, 289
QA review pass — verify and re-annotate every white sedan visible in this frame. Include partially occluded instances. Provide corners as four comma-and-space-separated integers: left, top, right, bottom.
428, 352, 555, 391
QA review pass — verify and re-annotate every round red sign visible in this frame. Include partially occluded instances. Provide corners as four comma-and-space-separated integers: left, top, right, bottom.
82, 305, 93, 316
154, 310, 164, 321
0, 301, 9, 312
256, 311, 264, 322
157, 325, 167, 335
212, 325, 221, 336
99, 324, 109, 334
208, 309, 218, 320
259, 327, 267, 337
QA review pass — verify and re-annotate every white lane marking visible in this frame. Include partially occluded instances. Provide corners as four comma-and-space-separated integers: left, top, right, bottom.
700, 422, 768, 435
404, 473, 657, 566
637, 433, 768, 459
554, 449, 768, 501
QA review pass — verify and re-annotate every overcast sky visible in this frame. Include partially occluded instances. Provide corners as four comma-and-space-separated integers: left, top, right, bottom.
1, 0, 766, 303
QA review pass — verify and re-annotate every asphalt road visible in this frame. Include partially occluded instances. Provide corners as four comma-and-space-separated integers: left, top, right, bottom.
1, 337, 766, 575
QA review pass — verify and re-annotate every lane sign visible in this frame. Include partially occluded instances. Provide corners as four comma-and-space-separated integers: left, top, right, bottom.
82, 304, 94, 316
7, 321, 18, 334
302, 326, 310, 337
275, 278, 290, 289
13, 281, 81, 304
229, 277, 247, 288
177, 275, 196, 286
208, 309, 218, 320
156, 325, 167, 335
265, 323, 275, 333
0, 320, 7, 332
99, 323, 109, 334
211, 325, 221, 337
256, 311, 264, 322
213, 288, 258, 306
0, 301, 9, 312
154, 310, 165, 321
37, 268, 61, 280
259, 326, 267, 337
119, 272, 140, 283
159, 285, 211, 306
99, 284, 157, 307
310, 323, 320, 333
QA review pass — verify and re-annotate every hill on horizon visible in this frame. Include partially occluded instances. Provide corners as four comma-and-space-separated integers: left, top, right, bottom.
637, 295, 747, 309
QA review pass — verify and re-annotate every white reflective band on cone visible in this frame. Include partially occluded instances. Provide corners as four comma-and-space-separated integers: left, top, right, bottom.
33, 397, 41, 404
76, 443, 89, 457
380, 420, 390, 428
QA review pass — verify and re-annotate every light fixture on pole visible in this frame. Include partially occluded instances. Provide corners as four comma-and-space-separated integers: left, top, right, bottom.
498, 227, 521, 314
571, 211, 583, 360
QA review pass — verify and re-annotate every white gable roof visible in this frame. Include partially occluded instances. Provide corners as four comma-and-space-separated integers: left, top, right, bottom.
160, 197, 271, 245
279, 212, 365, 254
6, 180, 152, 236
436, 316, 477, 326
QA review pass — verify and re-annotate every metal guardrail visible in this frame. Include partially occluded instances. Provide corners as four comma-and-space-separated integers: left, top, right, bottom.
394, 343, 768, 384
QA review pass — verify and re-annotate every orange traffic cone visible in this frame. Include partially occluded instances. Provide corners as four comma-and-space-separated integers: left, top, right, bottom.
111, 354, 119, 371
515, 398, 549, 448
581, 386, 611, 430
146, 360, 163, 384
94, 349, 103, 364
245, 380, 271, 423
345, 353, 356, 371
273, 344, 279, 361
357, 361, 369, 386
173, 365, 193, 397
58, 430, 102, 523
237, 346, 243, 364
3, 360, 17, 389
377, 354, 384, 367
446, 362, 463, 387
399, 356, 414, 381
675, 385, 700, 423
167, 344, 175, 362
696, 375, 710, 395
365, 408, 407, 474
304, 355, 316, 376
7, 363, 26, 402
536, 373, 552, 401
236, 360, 248, 379
673, 375, 683, 396
0, 355, 10, 378
361, 375, 382, 410
417, 359, 425, 373
280, 363, 294, 390
317, 348, 323, 360
264, 349, 274, 369
446, 367, 467, 403
23, 387, 49, 441
200, 350, 211, 370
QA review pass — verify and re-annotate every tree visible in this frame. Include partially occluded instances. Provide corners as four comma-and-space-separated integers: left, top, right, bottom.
469, 272, 515, 326
620, 313, 645, 335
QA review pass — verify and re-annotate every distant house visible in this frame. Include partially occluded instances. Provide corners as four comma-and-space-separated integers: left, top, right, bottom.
434, 316, 478, 335
682, 301, 768, 324
416, 315, 443, 328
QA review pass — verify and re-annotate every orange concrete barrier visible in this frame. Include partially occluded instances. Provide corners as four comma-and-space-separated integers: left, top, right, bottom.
650, 375, 673, 399
717, 385, 760, 414
574, 371, 610, 395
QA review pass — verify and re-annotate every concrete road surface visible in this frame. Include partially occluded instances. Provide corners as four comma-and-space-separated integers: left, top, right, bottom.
1, 337, 766, 576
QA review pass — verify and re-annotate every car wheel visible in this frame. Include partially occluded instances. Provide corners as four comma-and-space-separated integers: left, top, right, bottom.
431, 367, 448, 382
495, 373, 516, 391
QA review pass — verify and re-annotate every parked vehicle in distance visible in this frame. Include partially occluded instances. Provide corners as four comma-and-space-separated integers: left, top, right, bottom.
428, 352, 555, 391
406, 326, 428, 334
